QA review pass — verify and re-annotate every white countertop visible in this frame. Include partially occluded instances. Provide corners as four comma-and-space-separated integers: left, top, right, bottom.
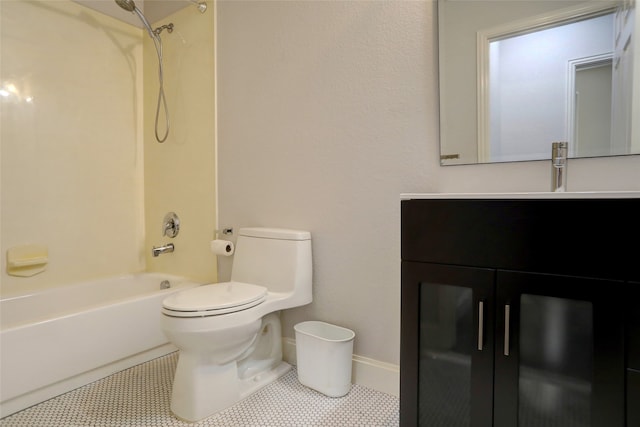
401, 191, 640, 200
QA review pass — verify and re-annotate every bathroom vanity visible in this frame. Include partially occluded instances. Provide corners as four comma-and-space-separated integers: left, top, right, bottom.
400, 192, 640, 427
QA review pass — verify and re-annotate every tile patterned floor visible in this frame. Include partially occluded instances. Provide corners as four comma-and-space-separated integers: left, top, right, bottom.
0, 352, 399, 427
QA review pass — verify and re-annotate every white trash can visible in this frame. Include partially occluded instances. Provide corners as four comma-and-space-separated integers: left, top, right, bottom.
294, 320, 355, 397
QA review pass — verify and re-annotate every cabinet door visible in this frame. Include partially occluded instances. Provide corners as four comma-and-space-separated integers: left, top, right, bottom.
627, 282, 640, 427
628, 369, 640, 427
628, 282, 640, 370
494, 271, 625, 427
401, 262, 495, 427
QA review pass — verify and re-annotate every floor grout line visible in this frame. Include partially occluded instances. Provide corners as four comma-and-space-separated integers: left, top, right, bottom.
1, 352, 399, 427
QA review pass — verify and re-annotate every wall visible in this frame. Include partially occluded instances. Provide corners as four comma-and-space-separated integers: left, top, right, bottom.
0, 1, 145, 297
143, 1, 217, 283
217, 0, 436, 367
216, 0, 640, 372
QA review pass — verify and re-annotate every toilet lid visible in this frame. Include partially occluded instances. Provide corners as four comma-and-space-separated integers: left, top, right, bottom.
162, 282, 267, 317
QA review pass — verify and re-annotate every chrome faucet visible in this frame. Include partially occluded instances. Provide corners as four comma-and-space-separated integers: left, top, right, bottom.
551, 141, 568, 192
152, 243, 174, 257
162, 212, 180, 238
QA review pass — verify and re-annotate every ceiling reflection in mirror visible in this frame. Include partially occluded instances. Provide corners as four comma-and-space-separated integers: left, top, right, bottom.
438, 0, 639, 165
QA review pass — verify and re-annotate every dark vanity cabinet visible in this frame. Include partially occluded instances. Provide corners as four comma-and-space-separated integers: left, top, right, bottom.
628, 282, 640, 427
400, 196, 639, 427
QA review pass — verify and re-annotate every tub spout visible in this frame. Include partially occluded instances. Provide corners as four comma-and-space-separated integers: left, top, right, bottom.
152, 243, 174, 257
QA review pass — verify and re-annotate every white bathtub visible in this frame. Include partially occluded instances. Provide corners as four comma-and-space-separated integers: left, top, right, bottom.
0, 273, 200, 418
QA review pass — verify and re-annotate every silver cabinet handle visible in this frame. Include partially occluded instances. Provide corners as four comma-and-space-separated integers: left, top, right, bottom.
478, 301, 484, 351
504, 304, 510, 356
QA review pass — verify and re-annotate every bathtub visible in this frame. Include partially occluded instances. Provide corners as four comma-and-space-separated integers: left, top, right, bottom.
0, 273, 200, 418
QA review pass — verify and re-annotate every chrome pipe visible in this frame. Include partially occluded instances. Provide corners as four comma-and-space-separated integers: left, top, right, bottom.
551, 141, 568, 192
186, 0, 207, 13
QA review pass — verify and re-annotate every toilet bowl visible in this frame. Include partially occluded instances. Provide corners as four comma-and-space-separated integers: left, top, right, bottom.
161, 227, 312, 422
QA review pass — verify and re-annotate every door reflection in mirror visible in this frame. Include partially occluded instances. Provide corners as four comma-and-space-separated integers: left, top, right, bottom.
438, 0, 639, 165
485, 13, 614, 163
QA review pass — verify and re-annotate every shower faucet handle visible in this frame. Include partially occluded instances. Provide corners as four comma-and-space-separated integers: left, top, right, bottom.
162, 212, 180, 238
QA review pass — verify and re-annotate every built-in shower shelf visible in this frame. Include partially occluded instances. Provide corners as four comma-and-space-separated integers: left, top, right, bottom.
6, 244, 48, 277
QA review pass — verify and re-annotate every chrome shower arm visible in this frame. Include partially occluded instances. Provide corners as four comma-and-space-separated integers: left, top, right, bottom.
186, 0, 207, 13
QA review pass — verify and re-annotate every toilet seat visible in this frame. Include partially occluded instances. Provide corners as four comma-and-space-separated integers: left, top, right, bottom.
162, 282, 267, 318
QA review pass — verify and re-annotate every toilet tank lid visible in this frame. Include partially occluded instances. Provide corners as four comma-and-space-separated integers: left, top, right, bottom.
239, 227, 311, 241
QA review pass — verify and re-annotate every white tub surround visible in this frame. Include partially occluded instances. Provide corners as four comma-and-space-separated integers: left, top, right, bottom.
0, 273, 199, 418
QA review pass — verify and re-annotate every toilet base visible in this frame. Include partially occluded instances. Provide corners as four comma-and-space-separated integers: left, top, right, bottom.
168, 313, 291, 422
170, 358, 291, 422
238, 360, 291, 402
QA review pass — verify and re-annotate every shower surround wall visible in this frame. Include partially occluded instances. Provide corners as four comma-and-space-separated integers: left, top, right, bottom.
0, 0, 145, 297
1, 0, 217, 296
143, 1, 217, 283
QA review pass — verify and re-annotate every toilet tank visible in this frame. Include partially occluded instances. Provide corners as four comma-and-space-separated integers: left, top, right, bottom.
231, 228, 312, 302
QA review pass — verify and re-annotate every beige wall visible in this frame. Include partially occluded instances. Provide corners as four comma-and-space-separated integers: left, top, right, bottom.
0, 0, 217, 297
216, 0, 640, 367
143, 1, 217, 283
0, 1, 145, 297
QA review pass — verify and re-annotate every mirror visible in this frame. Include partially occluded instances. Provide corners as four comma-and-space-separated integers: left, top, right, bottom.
438, 0, 639, 165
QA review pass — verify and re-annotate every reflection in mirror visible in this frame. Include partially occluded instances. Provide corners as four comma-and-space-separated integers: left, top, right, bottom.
484, 13, 615, 162
438, 0, 639, 165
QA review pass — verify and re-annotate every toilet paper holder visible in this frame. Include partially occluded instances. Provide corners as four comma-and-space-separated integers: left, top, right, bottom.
216, 227, 233, 236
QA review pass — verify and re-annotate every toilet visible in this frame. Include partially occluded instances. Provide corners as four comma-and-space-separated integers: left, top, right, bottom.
160, 227, 312, 422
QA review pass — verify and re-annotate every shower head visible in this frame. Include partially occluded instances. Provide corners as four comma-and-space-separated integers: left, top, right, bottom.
114, 0, 156, 39
115, 0, 136, 12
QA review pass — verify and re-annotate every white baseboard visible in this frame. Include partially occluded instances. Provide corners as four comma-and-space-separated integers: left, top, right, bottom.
282, 338, 399, 397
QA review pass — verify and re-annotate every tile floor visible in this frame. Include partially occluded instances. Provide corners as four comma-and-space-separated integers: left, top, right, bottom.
0, 352, 399, 427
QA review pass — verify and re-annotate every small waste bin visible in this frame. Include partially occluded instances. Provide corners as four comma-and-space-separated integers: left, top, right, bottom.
294, 320, 355, 397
